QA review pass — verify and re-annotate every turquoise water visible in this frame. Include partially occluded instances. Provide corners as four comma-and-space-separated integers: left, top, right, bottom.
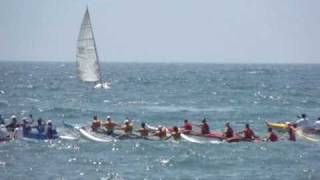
0, 62, 320, 179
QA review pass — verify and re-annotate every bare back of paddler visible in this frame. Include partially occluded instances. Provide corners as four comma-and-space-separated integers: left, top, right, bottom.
121, 120, 133, 134
153, 126, 167, 140
288, 124, 296, 141
171, 126, 181, 140
103, 117, 118, 135
137, 122, 149, 137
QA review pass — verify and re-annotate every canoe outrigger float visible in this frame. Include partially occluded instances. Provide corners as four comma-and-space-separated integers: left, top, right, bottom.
266, 121, 289, 130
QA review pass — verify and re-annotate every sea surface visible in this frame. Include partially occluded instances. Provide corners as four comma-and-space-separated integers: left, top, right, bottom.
0, 61, 320, 180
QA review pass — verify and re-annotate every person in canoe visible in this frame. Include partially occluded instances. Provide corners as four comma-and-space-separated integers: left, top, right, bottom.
102, 116, 118, 135
237, 123, 259, 141
22, 117, 32, 136
91, 115, 101, 132
223, 122, 234, 139
196, 118, 210, 134
312, 117, 320, 129
287, 123, 297, 141
181, 119, 192, 133
6, 115, 18, 132
46, 120, 57, 139
265, 128, 278, 142
169, 126, 181, 141
36, 118, 45, 133
301, 117, 320, 134
13, 124, 23, 139
27, 114, 34, 124
137, 122, 149, 137
153, 125, 167, 140
120, 119, 133, 134
296, 113, 309, 127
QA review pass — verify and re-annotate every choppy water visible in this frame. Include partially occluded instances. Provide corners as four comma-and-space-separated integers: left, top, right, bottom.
0, 62, 320, 180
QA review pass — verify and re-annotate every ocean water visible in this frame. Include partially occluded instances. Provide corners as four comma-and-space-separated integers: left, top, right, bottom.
0, 61, 320, 180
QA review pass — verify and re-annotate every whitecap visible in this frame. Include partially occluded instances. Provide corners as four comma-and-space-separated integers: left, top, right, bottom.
248, 71, 258, 74
25, 98, 39, 102
103, 100, 111, 103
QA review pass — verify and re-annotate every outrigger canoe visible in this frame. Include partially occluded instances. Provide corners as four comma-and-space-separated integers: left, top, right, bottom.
166, 127, 260, 143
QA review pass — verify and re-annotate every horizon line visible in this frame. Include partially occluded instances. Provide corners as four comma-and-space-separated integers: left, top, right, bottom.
0, 59, 319, 64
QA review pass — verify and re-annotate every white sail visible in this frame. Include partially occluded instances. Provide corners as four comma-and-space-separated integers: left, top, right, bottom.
76, 7, 101, 82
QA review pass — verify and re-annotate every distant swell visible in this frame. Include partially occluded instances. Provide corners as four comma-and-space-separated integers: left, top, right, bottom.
143, 105, 235, 113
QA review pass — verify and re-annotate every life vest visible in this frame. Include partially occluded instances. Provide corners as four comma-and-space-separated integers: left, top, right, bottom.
269, 132, 278, 142
91, 120, 101, 131
244, 128, 254, 139
184, 123, 192, 131
123, 124, 133, 133
225, 127, 234, 138
201, 123, 210, 134
104, 121, 116, 130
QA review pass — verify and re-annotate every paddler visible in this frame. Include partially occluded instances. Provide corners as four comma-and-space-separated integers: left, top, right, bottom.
36, 118, 45, 133
312, 117, 320, 129
6, 115, 18, 132
102, 116, 118, 135
197, 118, 210, 134
223, 122, 234, 138
46, 120, 57, 139
22, 117, 32, 136
181, 119, 192, 133
13, 124, 23, 139
120, 120, 133, 134
296, 113, 309, 127
287, 123, 296, 141
91, 115, 101, 132
302, 117, 320, 134
137, 122, 149, 137
153, 125, 167, 139
27, 114, 34, 124
266, 128, 278, 142
170, 126, 181, 140
238, 123, 259, 140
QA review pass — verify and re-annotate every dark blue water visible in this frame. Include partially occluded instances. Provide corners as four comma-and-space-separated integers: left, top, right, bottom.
0, 62, 320, 179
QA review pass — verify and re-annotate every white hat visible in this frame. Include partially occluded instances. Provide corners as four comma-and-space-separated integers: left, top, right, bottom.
11, 115, 17, 119
47, 120, 52, 124
124, 120, 129, 124
22, 117, 27, 121
107, 115, 111, 119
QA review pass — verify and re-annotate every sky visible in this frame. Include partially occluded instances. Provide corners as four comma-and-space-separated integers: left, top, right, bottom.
0, 0, 319, 63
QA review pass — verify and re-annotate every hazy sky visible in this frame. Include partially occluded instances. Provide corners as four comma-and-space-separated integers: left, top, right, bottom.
0, 0, 319, 63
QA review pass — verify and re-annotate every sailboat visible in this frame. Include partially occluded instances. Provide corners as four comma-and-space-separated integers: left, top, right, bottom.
76, 7, 110, 89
